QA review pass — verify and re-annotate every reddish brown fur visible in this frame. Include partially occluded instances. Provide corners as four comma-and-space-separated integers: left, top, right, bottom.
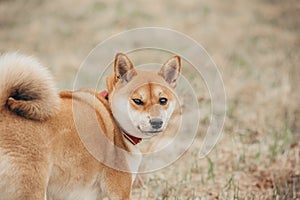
0, 53, 181, 199
0, 54, 133, 199
0, 89, 133, 199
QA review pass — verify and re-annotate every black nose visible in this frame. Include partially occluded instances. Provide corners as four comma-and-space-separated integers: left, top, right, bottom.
149, 118, 163, 129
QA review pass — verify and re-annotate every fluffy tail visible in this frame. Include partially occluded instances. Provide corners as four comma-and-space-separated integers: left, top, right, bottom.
0, 53, 60, 120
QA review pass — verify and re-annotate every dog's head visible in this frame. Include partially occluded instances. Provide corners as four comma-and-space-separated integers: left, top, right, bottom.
107, 53, 181, 139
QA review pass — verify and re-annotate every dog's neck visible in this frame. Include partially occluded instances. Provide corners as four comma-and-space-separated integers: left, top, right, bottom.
99, 90, 142, 145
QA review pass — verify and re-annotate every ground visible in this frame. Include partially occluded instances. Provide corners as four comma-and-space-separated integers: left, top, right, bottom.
0, 0, 299, 199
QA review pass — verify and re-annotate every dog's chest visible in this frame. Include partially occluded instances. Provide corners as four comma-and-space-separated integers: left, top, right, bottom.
46, 166, 102, 200
47, 185, 100, 200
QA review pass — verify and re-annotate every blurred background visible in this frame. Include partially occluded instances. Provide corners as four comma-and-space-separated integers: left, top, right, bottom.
0, 0, 299, 199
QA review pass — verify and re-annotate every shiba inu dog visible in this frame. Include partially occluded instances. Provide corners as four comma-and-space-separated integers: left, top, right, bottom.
0, 52, 181, 200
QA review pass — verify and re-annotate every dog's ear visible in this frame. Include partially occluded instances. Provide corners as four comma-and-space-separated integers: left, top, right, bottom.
114, 53, 136, 83
159, 55, 181, 88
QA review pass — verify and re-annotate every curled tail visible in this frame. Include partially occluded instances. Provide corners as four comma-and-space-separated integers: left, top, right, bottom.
0, 53, 60, 120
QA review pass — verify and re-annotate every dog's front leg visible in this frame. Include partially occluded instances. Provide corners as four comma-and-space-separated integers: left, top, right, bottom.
102, 168, 132, 200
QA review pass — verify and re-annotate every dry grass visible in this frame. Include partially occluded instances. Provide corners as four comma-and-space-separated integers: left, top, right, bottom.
0, 0, 299, 199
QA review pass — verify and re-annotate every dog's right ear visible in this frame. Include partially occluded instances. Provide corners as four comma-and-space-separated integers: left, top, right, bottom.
114, 53, 136, 83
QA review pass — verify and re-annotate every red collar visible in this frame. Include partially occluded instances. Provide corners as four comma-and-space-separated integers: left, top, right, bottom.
99, 90, 109, 100
99, 90, 142, 145
122, 132, 142, 145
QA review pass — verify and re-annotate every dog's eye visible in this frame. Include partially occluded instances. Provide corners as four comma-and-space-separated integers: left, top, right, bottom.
159, 97, 168, 105
132, 98, 144, 106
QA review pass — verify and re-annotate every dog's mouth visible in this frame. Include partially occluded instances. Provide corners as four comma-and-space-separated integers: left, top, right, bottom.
137, 126, 163, 136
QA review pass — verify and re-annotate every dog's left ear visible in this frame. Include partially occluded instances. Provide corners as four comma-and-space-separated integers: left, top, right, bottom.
114, 53, 136, 83
159, 55, 181, 88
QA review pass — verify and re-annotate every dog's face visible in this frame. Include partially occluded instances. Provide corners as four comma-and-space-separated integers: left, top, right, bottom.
128, 82, 177, 136
108, 53, 181, 139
